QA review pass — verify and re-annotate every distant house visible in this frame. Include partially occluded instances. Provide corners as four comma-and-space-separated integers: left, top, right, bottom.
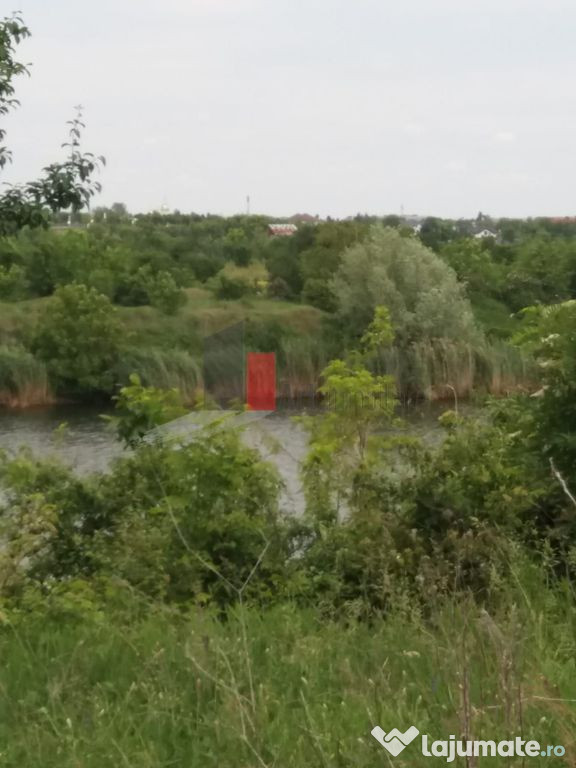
268, 224, 298, 237
474, 229, 497, 239
400, 215, 424, 234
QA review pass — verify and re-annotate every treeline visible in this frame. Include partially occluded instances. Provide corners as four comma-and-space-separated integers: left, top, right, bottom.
47, 206, 576, 327
5, 209, 575, 404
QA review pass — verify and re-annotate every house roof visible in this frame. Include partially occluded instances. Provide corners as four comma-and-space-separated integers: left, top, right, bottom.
268, 224, 298, 236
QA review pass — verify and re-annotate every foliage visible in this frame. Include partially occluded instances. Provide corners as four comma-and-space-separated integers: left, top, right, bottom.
211, 261, 268, 300
0, 580, 575, 767
513, 301, 576, 475
0, 263, 27, 300
118, 265, 186, 314
0, 346, 50, 406
301, 277, 337, 311
0, 14, 104, 236
107, 373, 187, 448
300, 307, 397, 524
30, 284, 123, 395
99, 429, 286, 605
0, 415, 287, 607
332, 225, 480, 346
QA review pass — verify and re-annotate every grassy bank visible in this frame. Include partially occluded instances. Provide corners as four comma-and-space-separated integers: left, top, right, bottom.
2, 569, 575, 767
0, 290, 535, 407
0, 290, 326, 406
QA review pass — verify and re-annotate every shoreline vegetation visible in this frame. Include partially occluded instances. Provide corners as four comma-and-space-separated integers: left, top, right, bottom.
0, 289, 534, 409
1, 211, 561, 411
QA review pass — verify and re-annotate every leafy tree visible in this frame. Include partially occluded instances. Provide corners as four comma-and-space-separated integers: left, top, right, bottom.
440, 238, 504, 299
513, 301, 576, 475
301, 278, 337, 311
332, 225, 479, 345
301, 307, 397, 522
107, 373, 187, 448
0, 13, 104, 235
223, 227, 251, 266
31, 284, 123, 395
419, 217, 456, 251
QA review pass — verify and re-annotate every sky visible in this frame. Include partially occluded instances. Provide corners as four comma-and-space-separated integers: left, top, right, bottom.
3, 0, 576, 219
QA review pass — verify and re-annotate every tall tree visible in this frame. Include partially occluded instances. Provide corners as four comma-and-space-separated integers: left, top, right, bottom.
332, 225, 479, 345
0, 13, 104, 236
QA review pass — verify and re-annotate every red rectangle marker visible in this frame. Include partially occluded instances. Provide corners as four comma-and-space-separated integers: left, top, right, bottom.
246, 353, 276, 411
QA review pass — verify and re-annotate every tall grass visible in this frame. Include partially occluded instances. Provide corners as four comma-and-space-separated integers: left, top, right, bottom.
114, 347, 202, 404
374, 340, 534, 402
278, 335, 330, 400
1, 563, 575, 767
0, 346, 52, 407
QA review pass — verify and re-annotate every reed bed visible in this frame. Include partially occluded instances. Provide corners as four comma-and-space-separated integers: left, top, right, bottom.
0, 346, 53, 407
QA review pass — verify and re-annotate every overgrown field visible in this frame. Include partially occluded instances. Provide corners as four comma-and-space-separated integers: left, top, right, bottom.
2, 572, 575, 768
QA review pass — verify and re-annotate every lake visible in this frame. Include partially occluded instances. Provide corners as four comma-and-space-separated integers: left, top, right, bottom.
0, 402, 459, 514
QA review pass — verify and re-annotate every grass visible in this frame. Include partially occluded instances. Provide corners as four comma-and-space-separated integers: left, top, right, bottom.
1, 569, 576, 767
113, 347, 202, 404
0, 291, 325, 348
375, 339, 533, 401
0, 346, 52, 407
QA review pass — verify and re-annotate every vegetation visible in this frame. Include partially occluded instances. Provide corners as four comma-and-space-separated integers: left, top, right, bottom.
5, 13, 576, 765
1, 324, 576, 762
0, 584, 574, 767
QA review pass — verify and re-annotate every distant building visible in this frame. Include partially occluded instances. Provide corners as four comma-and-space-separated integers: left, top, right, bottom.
268, 224, 298, 237
549, 217, 576, 224
400, 215, 424, 234
474, 229, 497, 239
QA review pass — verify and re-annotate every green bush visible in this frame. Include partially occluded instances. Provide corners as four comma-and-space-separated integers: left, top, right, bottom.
30, 283, 122, 396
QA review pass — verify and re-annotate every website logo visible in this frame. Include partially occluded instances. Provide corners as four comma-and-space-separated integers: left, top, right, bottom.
371, 725, 420, 756
371, 726, 566, 762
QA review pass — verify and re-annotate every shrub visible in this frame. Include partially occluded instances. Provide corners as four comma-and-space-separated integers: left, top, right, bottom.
0, 264, 28, 300
30, 283, 122, 396
302, 277, 337, 311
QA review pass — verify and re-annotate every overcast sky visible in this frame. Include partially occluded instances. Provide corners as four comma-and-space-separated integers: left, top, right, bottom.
3, 0, 576, 218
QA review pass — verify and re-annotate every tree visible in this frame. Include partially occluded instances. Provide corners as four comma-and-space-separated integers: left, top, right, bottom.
0, 14, 104, 236
301, 307, 397, 522
419, 217, 456, 251
31, 284, 123, 395
107, 374, 187, 448
331, 225, 479, 345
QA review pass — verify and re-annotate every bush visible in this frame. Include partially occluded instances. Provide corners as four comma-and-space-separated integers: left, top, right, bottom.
115, 266, 186, 314
100, 430, 287, 605
302, 277, 337, 311
30, 283, 123, 396
212, 262, 268, 300
0, 264, 28, 300
215, 273, 252, 300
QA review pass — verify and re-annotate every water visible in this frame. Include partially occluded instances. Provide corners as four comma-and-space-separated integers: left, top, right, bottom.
0, 402, 460, 514
0, 406, 122, 473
